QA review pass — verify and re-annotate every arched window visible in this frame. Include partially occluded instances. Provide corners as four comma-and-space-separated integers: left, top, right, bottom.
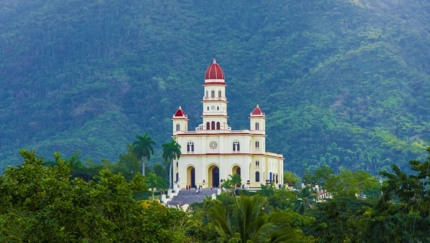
218, 90, 222, 97
255, 141, 260, 149
217, 106, 219, 110
211, 90, 215, 97
206, 122, 210, 130
216, 122, 220, 130
255, 122, 260, 130
176, 124, 180, 131
207, 106, 209, 111
211, 121, 215, 130
187, 142, 194, 152
255, 171, 260, 182
233, 141, 240, 152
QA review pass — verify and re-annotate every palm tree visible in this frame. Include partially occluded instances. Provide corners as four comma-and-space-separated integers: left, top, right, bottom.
162, 139, 181, 189
294, 186, 317, 214
230, 173, 242, 187
146, 172, 166, 201
208, 194, 300, 242
132, 133, 155, 176
220, 173, 242, 196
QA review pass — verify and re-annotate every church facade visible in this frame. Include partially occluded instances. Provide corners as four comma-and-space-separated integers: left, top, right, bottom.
172, 59, 284, 189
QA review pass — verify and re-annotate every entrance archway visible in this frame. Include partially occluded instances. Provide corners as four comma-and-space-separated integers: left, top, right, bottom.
208, 165, 220, 188
232, 165, 241, 176
187, 166, 195, 188
232, 165, 241, 187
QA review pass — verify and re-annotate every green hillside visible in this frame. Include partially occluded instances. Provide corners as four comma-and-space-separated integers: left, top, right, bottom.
1, 0, 429, 174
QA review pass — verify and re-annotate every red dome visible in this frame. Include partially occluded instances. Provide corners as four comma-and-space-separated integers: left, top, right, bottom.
173, 106, 187, 118
250, 105, 265, 117
205, 59, 225, 80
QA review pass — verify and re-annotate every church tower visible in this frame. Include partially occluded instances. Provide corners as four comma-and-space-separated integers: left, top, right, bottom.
172, 106, 188, 135
170, 59, 284, 193
200, 58, 230, 131
250, 105, 266, 132
250, 105, 266, 152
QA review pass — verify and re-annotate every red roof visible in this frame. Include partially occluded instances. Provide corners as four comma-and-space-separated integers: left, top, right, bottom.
205, 59, 225, 80
173, 106, 187, 118
251, 105, 265, 116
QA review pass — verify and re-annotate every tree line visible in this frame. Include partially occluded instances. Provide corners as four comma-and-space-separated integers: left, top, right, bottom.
1, 133, 430, 241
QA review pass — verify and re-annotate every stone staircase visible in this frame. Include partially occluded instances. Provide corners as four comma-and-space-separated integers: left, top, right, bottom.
167, 189, 217, 206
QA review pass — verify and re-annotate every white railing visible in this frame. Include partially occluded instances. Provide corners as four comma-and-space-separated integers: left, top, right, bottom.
203, 96, 227, 101
194, 126, 233, 132
184, 128, 253, 134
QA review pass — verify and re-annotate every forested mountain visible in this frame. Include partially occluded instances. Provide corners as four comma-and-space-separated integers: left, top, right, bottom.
1, 0, 429, 174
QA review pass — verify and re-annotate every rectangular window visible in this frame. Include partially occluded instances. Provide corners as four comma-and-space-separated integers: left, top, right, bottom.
233, 142, 240, 152
255, 141, 260, 148
187, 142, 194, 153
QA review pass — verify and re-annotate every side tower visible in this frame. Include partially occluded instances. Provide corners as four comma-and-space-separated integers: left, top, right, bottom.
172, 106, 188, 135
250, 105, 266, 152
250, 105, 266, 132
200, 58, 230, 131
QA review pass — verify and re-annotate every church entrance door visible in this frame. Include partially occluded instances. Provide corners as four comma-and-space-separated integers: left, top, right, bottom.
213, 167, 219, 188
232, 165, 241, 187
208, 165, 220, 188
187, 166, 195, 188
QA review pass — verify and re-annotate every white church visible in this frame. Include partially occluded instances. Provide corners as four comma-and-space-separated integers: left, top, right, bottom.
172, 59, 284, 189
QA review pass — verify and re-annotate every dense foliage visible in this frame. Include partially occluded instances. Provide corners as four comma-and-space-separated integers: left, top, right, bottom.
0, 150, 190, 242
189, 148, 430, 242
1, 0, 430, 175
2, 148, 430, 241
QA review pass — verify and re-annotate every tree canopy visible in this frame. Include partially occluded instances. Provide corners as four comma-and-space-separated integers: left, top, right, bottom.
0, 149, 191, 242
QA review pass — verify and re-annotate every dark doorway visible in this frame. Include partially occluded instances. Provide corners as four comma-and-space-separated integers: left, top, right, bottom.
235, 167, 241, 187
190, 168, 195, 188
212, 167, 219, 187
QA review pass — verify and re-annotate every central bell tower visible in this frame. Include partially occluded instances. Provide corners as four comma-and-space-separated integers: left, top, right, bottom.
200, 59, 230, 131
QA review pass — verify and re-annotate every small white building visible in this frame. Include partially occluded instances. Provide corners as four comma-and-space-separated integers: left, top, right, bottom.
172, 59, 284, 189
